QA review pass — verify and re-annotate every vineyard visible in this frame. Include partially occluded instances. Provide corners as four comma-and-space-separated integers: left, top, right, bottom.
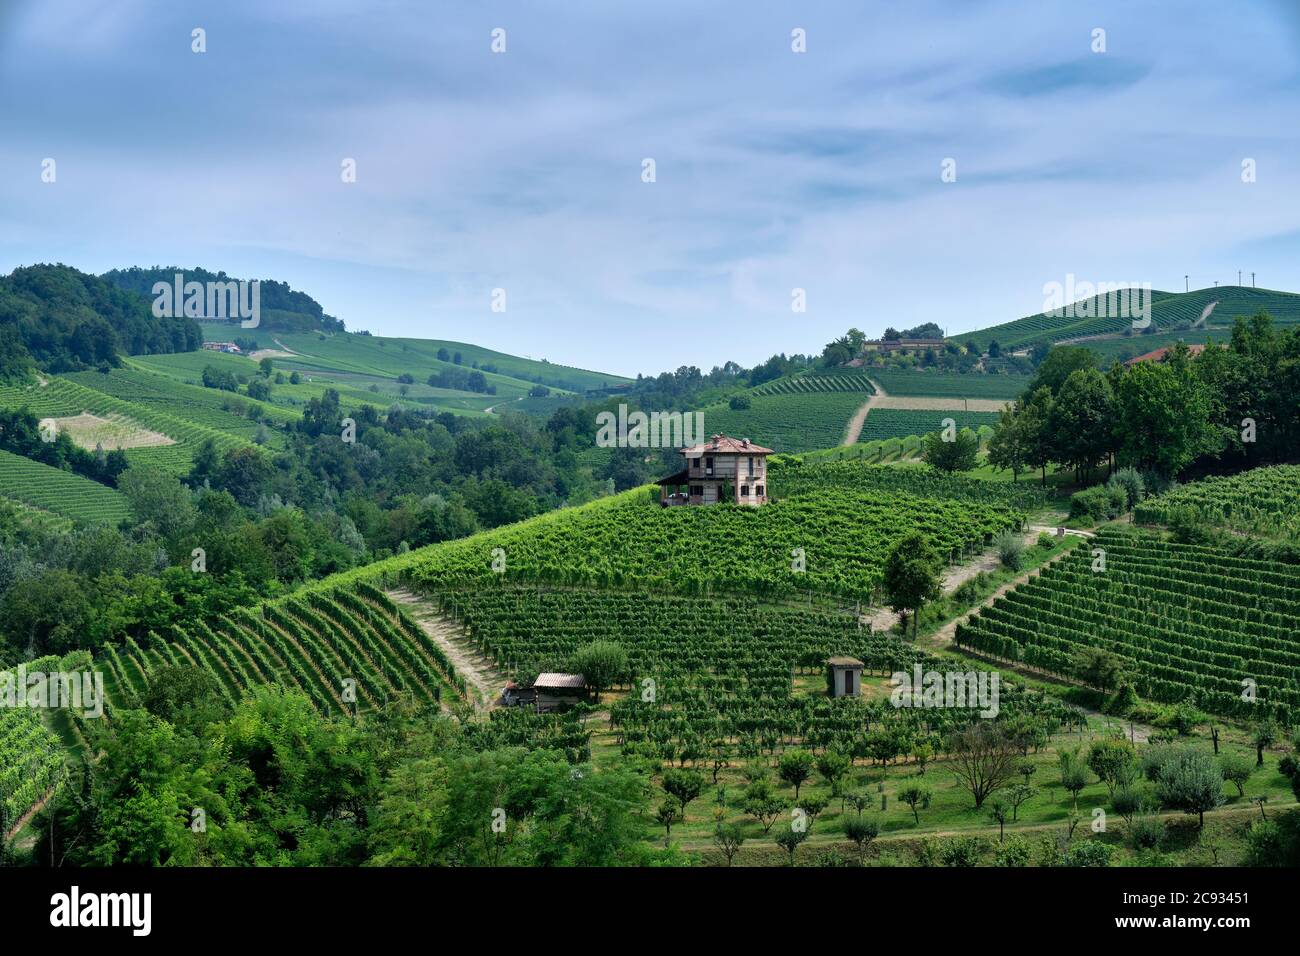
98, 583, 468, 716
768, 459, 1051, 512
0, 449, 131, 524
0, 376, 253, 474
950, 286, 1300, 351
865, 370, 1030, 400
854, 409, 1001, 442
401, 485, 1026, 602
0, 661, 65, 838
955, 529, 1300, 720
700, 392, 870, 452
750, 374, 875, 396
1134, 465, 1300, 539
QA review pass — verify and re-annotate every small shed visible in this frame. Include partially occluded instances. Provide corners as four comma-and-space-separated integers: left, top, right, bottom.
501, 680, 536, 708
827, 656, 864, 698
533, 672, 587, 712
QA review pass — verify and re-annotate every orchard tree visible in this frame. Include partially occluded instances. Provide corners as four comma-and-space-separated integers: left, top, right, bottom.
843, 815, 880, 864
712, 823, 744, 866
1156, 749, 1225, 828
898, 783, 931, 825
661, 768, 705, 819
778, 749, 814, 799
569, 640, 628, 703
948, 724, 1021, 809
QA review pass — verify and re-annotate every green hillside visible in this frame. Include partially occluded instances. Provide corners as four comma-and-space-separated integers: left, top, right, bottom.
0, 448, 130, 524
954, 285, 1300, 352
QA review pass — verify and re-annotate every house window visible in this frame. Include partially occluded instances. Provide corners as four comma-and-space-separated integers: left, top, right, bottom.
740, 485, 749, 497
747, 456, 754, 477
690, 485, 703, 497
756, 484, 764, 497
705, 456, 714, 474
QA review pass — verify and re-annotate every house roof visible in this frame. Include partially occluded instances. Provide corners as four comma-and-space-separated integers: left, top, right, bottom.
1124, 343, 1207, 366
828, 656, 864, 667
655, 468, 691, 486
680, 434, 774, 456
533, 672, 586, 689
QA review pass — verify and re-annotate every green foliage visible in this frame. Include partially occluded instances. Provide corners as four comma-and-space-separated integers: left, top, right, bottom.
1068, 484, 1127, 522
922, 427, 980, 473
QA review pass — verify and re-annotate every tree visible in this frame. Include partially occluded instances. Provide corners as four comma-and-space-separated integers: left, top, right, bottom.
661, 768, 705, 819
778, 749, 814, 799
843, 815, 879, 864
655, 800, 679, 845
898, 783, 931, 824
1028, 346, 1097, 397
1021, 387, 1055, 485
988, 795, 1010, 841
947, 724, 1020, 809
1112, 359, 1215, 478
922, 427, 979, 473
987, 403, 1034, 481
1253, 720, 1277, 767
569, 641, 628, 703
1059, 749, 1090, 811
1072, 646, 1126, 694
1005, 783, 1035, 821
882, 533, 942, 638
775, 824, 808, 866
1155, 749, 1225, 828
1087, 738, 1137, 797
712, 822, 744, 865
1049, 368, 1114, 482
816, 749, 850, 796
1219, 753, 1253, 798
743, 781, 786, 834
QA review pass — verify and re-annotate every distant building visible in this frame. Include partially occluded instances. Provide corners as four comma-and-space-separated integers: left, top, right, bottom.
827, 657, 864, 698
657, 434, 773, 506
500, 680, 536, 708
1123, 343, 1207, 367
202, 342, 242, 354
863, 338, 947, 355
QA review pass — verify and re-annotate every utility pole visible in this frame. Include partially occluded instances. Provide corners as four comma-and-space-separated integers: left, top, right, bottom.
1185, 275, 1189, 292
1238, 270, 1242, 285
1252, 272, 1256, 288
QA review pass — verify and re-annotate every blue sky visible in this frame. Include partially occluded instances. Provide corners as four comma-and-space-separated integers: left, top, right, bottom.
3, 0, 1299, 376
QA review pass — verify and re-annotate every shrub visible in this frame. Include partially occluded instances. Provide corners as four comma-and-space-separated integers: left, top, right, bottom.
1107, 467, 1145, 510
994, 530, 1024, 571
1059, 840, 1114, 867
1068, 484, 1127, 522
728, 395, 752, 411
1127, 810, 1165, 850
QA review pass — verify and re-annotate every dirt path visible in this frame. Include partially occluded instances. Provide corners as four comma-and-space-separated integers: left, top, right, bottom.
484, 397, 524, 415
387, 588, 504, 709
4, 786, 56, 843
864, 527, 1042, 633
925, 541, 1081, 649
841, 378, 887, 445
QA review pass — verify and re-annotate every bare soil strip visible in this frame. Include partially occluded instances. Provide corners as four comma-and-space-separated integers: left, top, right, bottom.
387, 588, 504, 709
841, 378, 888, 445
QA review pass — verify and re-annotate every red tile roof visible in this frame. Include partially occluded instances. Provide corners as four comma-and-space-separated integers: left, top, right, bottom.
680, 434, 774, 455
1124, 343, 1207, 366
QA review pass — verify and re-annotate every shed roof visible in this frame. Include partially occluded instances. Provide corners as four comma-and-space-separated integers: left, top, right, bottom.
828, 656, 864, 668
534, 672, 587, 689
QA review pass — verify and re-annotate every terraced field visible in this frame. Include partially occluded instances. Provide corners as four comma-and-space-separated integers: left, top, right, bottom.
751, 373, 876, 396
0, 449, 130, 524
98, 583, 467, 716
955, 529, 1300, 719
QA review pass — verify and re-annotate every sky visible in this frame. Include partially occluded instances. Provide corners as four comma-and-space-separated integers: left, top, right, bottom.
2, 0, 1300, 377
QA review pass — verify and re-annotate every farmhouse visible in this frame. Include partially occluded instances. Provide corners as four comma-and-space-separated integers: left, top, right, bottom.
863, 338, 947, 355
201, 341, 242, 354
1123, 343, 1207, 366
657, 434, 773, 506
